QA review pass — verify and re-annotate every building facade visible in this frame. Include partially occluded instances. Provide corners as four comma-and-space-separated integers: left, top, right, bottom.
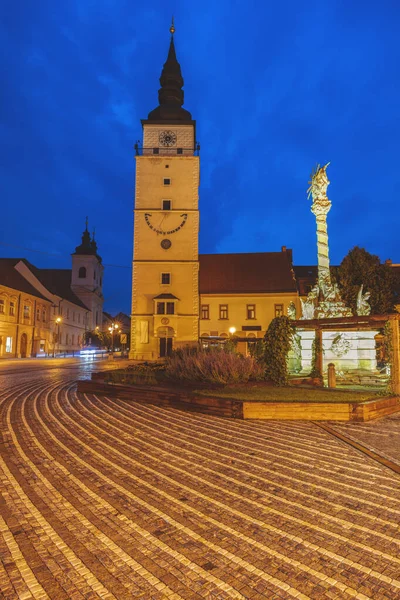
0, 224, 104, 358
130, 27, 302, 359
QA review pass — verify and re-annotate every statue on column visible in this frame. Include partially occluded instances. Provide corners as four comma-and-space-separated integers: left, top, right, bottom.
301, 163, 352, 319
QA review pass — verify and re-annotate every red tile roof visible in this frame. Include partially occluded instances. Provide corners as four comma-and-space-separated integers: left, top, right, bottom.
199, 252, 297, 294
0, 259, 50, 301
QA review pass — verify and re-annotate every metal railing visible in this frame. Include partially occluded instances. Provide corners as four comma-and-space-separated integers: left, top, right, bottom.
134, 143, 200, 156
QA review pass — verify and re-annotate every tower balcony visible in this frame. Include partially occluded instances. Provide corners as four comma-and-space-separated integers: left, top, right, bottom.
134, 143, 200, 157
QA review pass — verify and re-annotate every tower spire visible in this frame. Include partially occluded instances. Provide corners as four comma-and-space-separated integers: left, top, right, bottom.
147, 18, 192, 122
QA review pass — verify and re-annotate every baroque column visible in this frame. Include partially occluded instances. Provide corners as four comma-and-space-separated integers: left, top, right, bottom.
309, 164, 332, 293
301, 163, 352, 319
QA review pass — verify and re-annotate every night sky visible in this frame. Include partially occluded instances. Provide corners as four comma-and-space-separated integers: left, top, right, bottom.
1, 1, 400, 315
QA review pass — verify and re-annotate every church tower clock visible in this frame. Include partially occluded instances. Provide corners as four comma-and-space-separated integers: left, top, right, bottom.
130, 20, 200, 359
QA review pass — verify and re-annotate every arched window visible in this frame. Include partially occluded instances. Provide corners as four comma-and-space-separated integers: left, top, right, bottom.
78, 267, 86, 278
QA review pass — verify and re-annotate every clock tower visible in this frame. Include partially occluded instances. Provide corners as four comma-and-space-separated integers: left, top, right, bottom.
130, 20, 200, 359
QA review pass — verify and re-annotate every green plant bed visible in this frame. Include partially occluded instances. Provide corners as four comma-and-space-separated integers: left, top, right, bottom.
193, 386, 382, 403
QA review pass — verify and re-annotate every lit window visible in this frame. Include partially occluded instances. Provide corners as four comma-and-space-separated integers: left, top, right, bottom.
162, 199, 171, 210
0, 300, 4, 314
163, 178, 171, 185
166, 302, 175, 315
201, 305, 210, 320
6, 337, 12, 353
219, 305, 228, 320
161, 273, 171, 285
9, 302, 15, 316
247, 304, 256, 319
23, 305, 30, 319
274, 304, 284, 317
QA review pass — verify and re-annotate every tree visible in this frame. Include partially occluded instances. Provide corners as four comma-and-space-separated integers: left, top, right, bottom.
336, 246, 395, 315
264, 316, 295, 385
83, 329, 112, 348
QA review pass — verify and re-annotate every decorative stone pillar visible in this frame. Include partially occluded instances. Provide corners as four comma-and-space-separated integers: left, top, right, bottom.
388, 315, 400, 395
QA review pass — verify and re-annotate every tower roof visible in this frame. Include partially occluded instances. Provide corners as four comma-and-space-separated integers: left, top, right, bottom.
73, 218, 102, 262
147, 19, 192, 122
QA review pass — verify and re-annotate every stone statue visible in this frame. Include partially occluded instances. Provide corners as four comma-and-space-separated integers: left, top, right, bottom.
300, 297, 315, 320
307, 163, 331, 200
356, 285, 371, 316
287, 302, 296, 320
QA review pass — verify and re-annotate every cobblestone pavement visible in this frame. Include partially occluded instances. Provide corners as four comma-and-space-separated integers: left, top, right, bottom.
328, 413, 400, 468
1, 376, 400, 599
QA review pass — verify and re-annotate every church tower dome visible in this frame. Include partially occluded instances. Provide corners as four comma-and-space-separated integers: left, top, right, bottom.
71, 218, 104, 330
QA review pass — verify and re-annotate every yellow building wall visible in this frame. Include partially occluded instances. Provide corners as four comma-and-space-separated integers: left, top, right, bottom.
0, 285, 53, 358
199, 293, 301, 340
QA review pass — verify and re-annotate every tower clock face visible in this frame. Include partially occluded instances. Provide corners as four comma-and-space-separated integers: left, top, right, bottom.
144, 212, 188, 235
159, 130, 177, 147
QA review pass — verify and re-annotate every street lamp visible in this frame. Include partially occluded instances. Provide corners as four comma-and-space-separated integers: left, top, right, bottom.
55, 317, 62, 357
229, 327, 236, 336
108, 323, 119, 357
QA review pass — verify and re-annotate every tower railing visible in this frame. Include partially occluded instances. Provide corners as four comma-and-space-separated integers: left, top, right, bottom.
134, 143, 200, 156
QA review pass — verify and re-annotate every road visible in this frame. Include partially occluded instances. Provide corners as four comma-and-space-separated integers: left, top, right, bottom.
1, 360, 400, 599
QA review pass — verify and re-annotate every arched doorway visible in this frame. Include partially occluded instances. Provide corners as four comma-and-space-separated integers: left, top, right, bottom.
20, 333, 28, 358
157, 326, 174, 357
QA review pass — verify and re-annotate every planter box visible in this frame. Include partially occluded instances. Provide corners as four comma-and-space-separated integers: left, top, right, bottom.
77, 378, 400, 422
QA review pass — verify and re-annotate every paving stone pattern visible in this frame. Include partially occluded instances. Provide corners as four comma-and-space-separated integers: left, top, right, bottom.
1, 378, 400, 599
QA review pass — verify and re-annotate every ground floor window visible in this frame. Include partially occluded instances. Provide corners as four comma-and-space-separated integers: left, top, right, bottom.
6, 337, 12, 353
40, 339, 46, 352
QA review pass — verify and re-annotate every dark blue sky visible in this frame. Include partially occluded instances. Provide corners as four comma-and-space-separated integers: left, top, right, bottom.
1, 1, 400, 315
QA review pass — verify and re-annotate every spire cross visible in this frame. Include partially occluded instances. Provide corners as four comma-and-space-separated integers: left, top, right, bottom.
85, 216, 89, 231
170, 16, 175, 36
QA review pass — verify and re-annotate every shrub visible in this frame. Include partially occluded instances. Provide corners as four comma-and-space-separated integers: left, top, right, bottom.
164, 346, 264, 385
264, 316, 295, 386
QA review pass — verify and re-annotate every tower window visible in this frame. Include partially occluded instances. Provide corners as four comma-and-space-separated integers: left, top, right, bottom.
157, 302, 165, 315
153, 148, 159, 155
161, 273, 171, 285
78, 266, 86, 278
162, 200, 171, 210
166, 302, 175, 315
163, 178, 171, 185
177, 148, 183, 155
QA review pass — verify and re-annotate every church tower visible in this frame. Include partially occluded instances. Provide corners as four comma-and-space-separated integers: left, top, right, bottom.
71, 219, 104, 330
130, 20, 200, 359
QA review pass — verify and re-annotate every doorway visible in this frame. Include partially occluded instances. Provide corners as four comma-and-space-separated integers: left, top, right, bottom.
20, 333, 28, 358
157, 326, 174, 357
159, 336, 173, 357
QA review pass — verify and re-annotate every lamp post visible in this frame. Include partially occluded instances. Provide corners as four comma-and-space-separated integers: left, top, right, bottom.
108, 323, 119, 357
55, 317, 62, 357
